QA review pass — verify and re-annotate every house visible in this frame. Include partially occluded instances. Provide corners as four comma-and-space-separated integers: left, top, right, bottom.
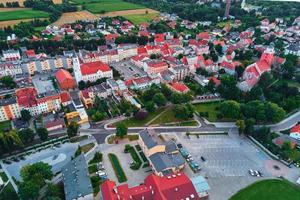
285, 42, 300, 56
154, 33, 165, 44
290, 125, 300, 141
55, 69, 75, 90
169, 82, 190, 94
101, 172, 209, 200
129, 76, 160, 90
43, 114, 65, 131
138, 129, 185, 176
143, 60, 168, 74
62, 155, 93, 200
0, 97, 20, 122
2, 49, 21, 61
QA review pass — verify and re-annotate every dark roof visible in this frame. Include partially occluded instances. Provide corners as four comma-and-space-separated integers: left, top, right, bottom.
149, 152, 185, 174
62, 154, 93, 200
139, 129, 157, 149
0, 97, 17, 106
287, 42, 300, 51
165, 141, 178, 153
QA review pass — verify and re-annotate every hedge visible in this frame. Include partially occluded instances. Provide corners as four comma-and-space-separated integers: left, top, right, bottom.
108, 153, 127, 183
127, 145, 142, 170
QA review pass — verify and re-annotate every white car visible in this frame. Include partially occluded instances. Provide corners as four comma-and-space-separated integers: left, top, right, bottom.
248, 169, 255, 176
187, 158, 194, 162
254, 170, 261, 177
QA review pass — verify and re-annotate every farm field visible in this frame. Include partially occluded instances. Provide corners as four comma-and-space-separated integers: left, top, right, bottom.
85, 1, 145, 13
98, 8, 158, 17
230, 179, 300, 200
0, 0, 62, 7
124, 13, 158, 25
0, 9, 49, 21
53, 10, 98, 26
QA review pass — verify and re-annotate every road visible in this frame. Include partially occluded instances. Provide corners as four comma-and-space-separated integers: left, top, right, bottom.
80, 110, 300, 144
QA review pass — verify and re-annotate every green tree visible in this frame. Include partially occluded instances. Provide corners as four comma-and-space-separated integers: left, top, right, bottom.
78, 80, 86, 90
0, 130, 23, 152
20, 162, 53, 184
245, 118, 256, 136
37, 127, 48, 141
218, 75, 241, 100
236, 120, 245, 135
0, 75, 16, 88
153, 93, 167, 106
18, 128, 35, 144
19, 181, 40, 200
21, 109, 31, 121
116, 123, 127, 138
219, 100, 241, 119
67, 121, 79, 138
173, 104, 195, 120
91, 111, 106, 122
265, 102, 286, 123
145, 101, 155, 112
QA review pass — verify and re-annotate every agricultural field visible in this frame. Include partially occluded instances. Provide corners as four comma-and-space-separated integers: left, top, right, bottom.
0, 0, 62, 7
230, 179, 300, 200
53, 10, 98, 26
99, 8, 158, 17
124, 13, 158, 25
85, 1, 144, 13
0, 9, 49, 21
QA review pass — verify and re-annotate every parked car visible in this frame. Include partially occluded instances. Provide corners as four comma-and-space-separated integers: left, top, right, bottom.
187, 157, 194, 162
177, 143, 183, 149
248, 169, 255, 176
254, 170, 261, 177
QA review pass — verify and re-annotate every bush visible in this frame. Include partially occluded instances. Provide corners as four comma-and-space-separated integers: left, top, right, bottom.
108, 153, 127, 183
88, 152, 103, 165
88, 165, 97, 174
139, 151, 148, 162
135, 144, 142, 151
127, 145, 142, 170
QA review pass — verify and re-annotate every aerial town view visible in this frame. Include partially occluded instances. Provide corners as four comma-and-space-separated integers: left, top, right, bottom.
0, 0, 300, 200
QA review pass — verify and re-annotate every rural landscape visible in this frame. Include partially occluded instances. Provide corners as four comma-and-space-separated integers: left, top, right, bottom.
0, 0, 300, 200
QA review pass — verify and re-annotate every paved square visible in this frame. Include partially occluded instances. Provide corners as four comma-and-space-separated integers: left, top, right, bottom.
110, 60, 147, 80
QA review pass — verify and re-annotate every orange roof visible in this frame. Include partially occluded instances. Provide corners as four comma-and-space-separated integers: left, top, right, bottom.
60, 92, 71, 103
291, 125, 300, 133
55, 69, 73, 84
170, 82, 190, 93
80, 61, 111, 75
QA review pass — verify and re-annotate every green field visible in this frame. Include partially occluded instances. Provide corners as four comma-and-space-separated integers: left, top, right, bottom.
0, 121, 12, 132
194, 102, 221, 122
230, 179, 300, 200
0, 9, 49, 21
125, 13, 158, 24
114, 108, 166, 127
85, 1, 144, 13
150, 108, 197, 126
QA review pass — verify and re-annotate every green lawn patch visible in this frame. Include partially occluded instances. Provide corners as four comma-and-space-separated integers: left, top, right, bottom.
125, 13, 158, 25
0, 121, 11, 132
230, 179, 300, 200
0, 9, 49, 21
85, 1, 145, 13
81, 143, 95, 153
107, 134, 139, 144
88, 164, 98, 174
113, 108, 166, 127
150, 108, 197, 126
88, 152, 103, 165
108, 153, 127, 183
125, 145, 142, 170
194, 102, 221, 122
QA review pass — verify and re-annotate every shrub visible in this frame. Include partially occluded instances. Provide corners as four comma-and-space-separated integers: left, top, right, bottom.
108, 153, 127, 183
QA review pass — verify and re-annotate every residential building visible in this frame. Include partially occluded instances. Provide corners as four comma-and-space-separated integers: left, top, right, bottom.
2, 49, 21, 61
0, 63, 23, 77
143, 60, 168, 74
62, 154, 93, 200
290, 125, 300, 141
0, 97, 21, 122
138, 129, 185, 176
285, 42, 300, 56
55, 69, 76, 90
169, 82, 190, 94
101, 172, 209, 200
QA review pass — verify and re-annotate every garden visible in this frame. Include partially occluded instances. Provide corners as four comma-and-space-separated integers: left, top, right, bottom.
108, 153, 127, 183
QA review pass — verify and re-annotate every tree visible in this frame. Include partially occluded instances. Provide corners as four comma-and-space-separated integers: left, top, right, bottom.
217, 75, 241, 100
265, 102, 286, 123
21, 162, 53, 186
37, 127, 48, 141
0, 130, 23, 153
67, 121, 79, 138
215, 44, 223, 55
78, 80, 86, 90
46, 183, 62, 199
245, 118, 256, 136
134, 110, 148, 120
19, 181, 40, 200
145, 101, 155, 112
21, 109, 31, 121
219, 100, 241, 119
18, 128, 35, 144
116, 123, 127, 138
236, 120, 245, 135
91, 111, 106, 122
173, 104, 195, 120
153, 93, 167, 106
0, 75, 16, 88
235, 65, 245, 78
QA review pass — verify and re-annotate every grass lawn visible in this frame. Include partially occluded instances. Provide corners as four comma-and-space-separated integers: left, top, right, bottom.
230, 179, 300, 200
0, 121, 12, 132
108, 153, 127, 183
193, 102, 221, 122
125, 13, 158, 25
0, 9, 49, 21
113, 108, 166, 127
150, 108, 197, 126
81, 143, 95, 153
85, 1, 145, 13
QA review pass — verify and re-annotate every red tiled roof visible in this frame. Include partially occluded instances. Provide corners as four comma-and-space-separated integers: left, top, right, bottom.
105, 33, 119, 41
139, 30, 149, 37
26, 50, 35, 57
137, 46, 148, 55
133, 76, 152, 85
16, 87, 38, 107
148, 61, 167, 68
80, 61, 111, 75
55, 69, 73, 84
208, 77, 221, 86
60, 92, 71, 103
170, 82, 190, 93
197, 32, 210, 40
291, 125, 300, 133
155, 33, 165, 43
256, 60, 270, 74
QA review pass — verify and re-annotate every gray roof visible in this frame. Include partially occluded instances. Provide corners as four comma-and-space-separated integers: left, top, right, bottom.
149, 152, 185, 173
62, 154, 93, 200
165, 141, 178, 153
287, 42, 300, 51
139, 129, 157, 149
0, 97, 17, 106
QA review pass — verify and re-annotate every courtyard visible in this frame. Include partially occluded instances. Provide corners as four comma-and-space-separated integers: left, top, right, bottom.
110, 60, 147, 80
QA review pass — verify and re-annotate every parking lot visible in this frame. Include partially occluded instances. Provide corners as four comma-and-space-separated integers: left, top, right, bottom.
110, 60, 147, 80
175, 132, 272, 200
